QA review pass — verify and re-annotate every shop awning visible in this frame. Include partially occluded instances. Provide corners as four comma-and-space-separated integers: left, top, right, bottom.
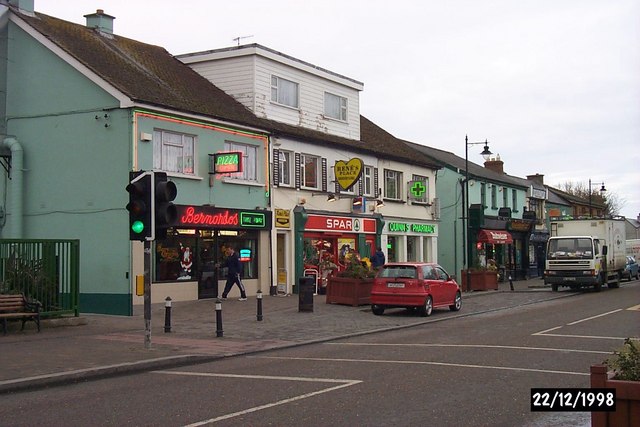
477, 229, 513, 244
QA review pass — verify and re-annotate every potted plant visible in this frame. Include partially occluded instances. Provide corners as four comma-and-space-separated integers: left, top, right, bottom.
326, 251, 376, 306
591, 338, 640, 427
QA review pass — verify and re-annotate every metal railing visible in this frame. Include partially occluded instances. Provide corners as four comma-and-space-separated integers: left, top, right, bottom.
0, 239, 80, 317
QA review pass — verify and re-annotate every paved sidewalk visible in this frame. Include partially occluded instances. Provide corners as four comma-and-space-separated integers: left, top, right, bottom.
0, 277, 557, 393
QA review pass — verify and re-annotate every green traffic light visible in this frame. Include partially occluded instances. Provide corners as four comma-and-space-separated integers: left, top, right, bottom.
131, 220, 145, 234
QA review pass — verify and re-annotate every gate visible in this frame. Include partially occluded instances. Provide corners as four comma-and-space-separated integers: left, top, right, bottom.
0, 239, 80, 317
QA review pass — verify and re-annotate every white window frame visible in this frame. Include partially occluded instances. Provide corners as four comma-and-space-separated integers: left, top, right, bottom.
301, 154, 320, 189
363, 165, 374, 196
224, 141, 258, 182
384, 169, 402, 200
271, 75, 299, 108
324, 92, 347, 121
278, 150, 293, 187
153, 129, 195, 175
410, 174, 429, 203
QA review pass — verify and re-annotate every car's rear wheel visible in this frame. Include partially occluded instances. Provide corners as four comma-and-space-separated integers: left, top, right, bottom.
371, 305, 385, 316
418, 296, 433, 317
449, 292, 462, 311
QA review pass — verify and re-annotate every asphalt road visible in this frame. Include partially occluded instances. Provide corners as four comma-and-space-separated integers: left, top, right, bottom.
2, 282, 638, 426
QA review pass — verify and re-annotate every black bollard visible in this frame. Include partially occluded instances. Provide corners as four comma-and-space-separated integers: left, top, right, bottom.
257, 290, 263, 321
164, 296, 172, 333
215, 298, 223, 337
509, 275, 514, 291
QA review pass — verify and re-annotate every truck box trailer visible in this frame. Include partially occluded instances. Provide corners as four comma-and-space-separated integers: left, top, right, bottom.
545, 217, 626, 291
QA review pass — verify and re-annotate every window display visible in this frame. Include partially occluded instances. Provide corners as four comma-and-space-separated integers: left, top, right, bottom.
155, 229, 258, 282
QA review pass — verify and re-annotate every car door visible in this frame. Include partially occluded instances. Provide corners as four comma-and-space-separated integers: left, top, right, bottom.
422, 265, 442, 302
436, 266, 456, 304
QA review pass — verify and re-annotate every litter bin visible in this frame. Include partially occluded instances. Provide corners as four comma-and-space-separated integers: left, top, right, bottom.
298, 276, 315, 312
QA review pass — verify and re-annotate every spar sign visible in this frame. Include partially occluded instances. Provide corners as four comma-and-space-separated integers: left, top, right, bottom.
305, 214, 377, 234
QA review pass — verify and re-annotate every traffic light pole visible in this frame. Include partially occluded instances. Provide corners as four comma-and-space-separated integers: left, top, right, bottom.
144, 240, 152, 349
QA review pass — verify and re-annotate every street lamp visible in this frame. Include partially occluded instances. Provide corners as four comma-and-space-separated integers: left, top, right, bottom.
588, 179, 606, 217
464, 135, 492, 292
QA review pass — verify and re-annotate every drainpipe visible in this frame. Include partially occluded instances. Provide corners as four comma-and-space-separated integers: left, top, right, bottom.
3, 137, 23, 238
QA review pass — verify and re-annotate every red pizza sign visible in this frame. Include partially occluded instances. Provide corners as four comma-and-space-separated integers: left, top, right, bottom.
305, 214, 376, 234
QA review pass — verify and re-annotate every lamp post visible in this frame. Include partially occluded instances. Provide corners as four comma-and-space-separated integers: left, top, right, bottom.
464, 135, 492, 292
588, 179, 606, 217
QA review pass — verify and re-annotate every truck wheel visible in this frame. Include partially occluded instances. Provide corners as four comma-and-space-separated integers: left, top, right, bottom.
609, 273, 620, 288
551, 283, 558, 292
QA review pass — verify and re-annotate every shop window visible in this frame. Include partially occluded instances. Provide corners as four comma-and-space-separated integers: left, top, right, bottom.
154, 229, 259, 282
153, 129, 195, 175
407, 236, 418, 261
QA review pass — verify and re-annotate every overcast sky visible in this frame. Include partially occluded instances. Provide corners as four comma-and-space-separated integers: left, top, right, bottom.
35, 0, 640, 220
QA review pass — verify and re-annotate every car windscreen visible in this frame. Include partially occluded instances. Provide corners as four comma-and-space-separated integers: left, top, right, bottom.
547, 238, 594, 259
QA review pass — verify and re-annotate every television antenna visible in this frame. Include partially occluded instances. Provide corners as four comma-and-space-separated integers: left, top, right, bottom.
232, 35, 254, 46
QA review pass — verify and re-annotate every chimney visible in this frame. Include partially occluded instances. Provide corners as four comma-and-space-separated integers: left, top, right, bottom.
84, 9, 115, 34
9, 0, 34, 14
484, 154, 504, 174
527, 173, 545, 185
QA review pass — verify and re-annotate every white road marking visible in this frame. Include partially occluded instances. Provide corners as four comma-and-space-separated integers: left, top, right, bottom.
153, 371, 361, 426
249, 356, 589, 376
566, 309, 622, 325
532, 308, 638, 340
324, 342, 611, 354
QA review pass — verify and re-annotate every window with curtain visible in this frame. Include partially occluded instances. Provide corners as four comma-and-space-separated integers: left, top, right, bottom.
271, 75, 299, 108
324, 92, 347, 121
224, 141, 258, 182
384, 169, 402, 200
153, 129, 195, 175
301, 154, 319, 189
278, 150, 292, 186
411, 174, 429, 203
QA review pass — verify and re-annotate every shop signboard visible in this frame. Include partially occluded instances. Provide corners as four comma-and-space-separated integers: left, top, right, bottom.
334, 158, 363, 191
305, 214, 376, 234
175, 205, 271, 230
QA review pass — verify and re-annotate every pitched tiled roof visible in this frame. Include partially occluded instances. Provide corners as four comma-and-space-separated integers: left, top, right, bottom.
401, 140, 529, 188
14, 8, 441, 169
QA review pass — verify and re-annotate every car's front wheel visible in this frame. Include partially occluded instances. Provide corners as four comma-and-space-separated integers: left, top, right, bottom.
371, 304, 385, 316
418, 296, 433, 317
449, 292, 462, 311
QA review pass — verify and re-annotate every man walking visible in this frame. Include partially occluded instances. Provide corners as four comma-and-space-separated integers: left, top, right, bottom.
220, 247, 247, 301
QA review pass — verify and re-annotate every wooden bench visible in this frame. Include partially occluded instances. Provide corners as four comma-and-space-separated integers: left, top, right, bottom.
0, 294, 41, 334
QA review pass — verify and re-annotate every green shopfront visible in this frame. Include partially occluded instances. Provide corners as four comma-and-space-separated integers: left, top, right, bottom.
384, 219, 438, 264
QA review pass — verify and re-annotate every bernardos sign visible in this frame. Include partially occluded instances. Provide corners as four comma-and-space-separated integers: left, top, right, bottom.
305, 214, 376, 234
180, 206, 238, 225
176, 205, 271, 230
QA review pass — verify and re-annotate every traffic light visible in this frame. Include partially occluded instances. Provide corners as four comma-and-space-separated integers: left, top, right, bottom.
126, 171, 152, 241
153, 172, 177, 240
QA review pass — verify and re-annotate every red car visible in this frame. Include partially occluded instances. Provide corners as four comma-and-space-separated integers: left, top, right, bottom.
370, 262, 462, 316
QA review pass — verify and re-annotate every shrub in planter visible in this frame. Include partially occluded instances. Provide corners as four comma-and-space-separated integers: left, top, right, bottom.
605, 338, 640, 381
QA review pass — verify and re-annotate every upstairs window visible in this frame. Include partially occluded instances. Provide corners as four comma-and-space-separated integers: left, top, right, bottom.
362, 165, 374, 196
384, 169, 402, 200
153, 130, 195, 175
278, 150, 292, 186
271, 75, 299, 108
324, 92, 347, 121
301, 154, 319, 189
410, 174, 429, 203
224, 141, 257, 182
512, 189, 519, 212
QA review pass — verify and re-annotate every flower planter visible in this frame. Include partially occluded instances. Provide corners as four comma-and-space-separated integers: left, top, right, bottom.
460, 270, 498, 291
590, 364, 640, 427
325, 277, 374, 307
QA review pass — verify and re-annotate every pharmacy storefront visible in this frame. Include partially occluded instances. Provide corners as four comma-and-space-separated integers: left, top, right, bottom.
384, 219, 438, 263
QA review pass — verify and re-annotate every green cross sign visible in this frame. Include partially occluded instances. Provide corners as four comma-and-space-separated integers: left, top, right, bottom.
410, 181, 426, 198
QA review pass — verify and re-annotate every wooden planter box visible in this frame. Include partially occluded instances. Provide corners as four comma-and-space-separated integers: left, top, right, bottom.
460, 270, 498, 291
591, 365, 640, 427
325, 277, 374, 307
